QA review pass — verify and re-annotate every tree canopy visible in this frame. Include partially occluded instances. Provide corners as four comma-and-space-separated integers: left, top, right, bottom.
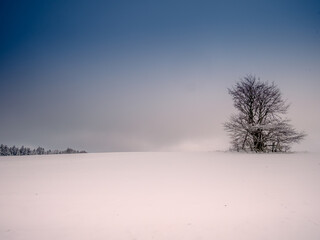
224, 75, 305, 152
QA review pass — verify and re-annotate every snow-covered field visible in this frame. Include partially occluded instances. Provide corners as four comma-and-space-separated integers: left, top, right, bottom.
0, 152, 319, 240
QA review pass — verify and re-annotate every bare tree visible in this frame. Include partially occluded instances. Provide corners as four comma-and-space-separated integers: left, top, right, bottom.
224, 75, 305, 152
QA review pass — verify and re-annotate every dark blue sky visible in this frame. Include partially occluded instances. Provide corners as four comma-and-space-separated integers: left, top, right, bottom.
1, 0, 320, 152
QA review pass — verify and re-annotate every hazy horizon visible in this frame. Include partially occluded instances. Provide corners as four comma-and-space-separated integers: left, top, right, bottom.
1, 0, 319, 152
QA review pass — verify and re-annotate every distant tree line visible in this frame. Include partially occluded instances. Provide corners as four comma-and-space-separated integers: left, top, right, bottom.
0, 144, 87, 156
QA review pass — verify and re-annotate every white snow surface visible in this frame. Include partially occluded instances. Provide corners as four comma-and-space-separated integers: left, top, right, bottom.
0, 152, 320, 240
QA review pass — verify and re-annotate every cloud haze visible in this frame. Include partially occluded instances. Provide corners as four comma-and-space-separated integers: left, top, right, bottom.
0, 0, 319, 152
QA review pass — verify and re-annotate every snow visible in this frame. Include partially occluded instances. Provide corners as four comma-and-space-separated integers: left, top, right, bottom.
0, 152, 320, 240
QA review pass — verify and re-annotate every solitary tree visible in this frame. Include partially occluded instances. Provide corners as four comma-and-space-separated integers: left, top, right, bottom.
224, 75, 305, 152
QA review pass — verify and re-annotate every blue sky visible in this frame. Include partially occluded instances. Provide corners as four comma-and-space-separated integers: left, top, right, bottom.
1, 0, 320, 152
